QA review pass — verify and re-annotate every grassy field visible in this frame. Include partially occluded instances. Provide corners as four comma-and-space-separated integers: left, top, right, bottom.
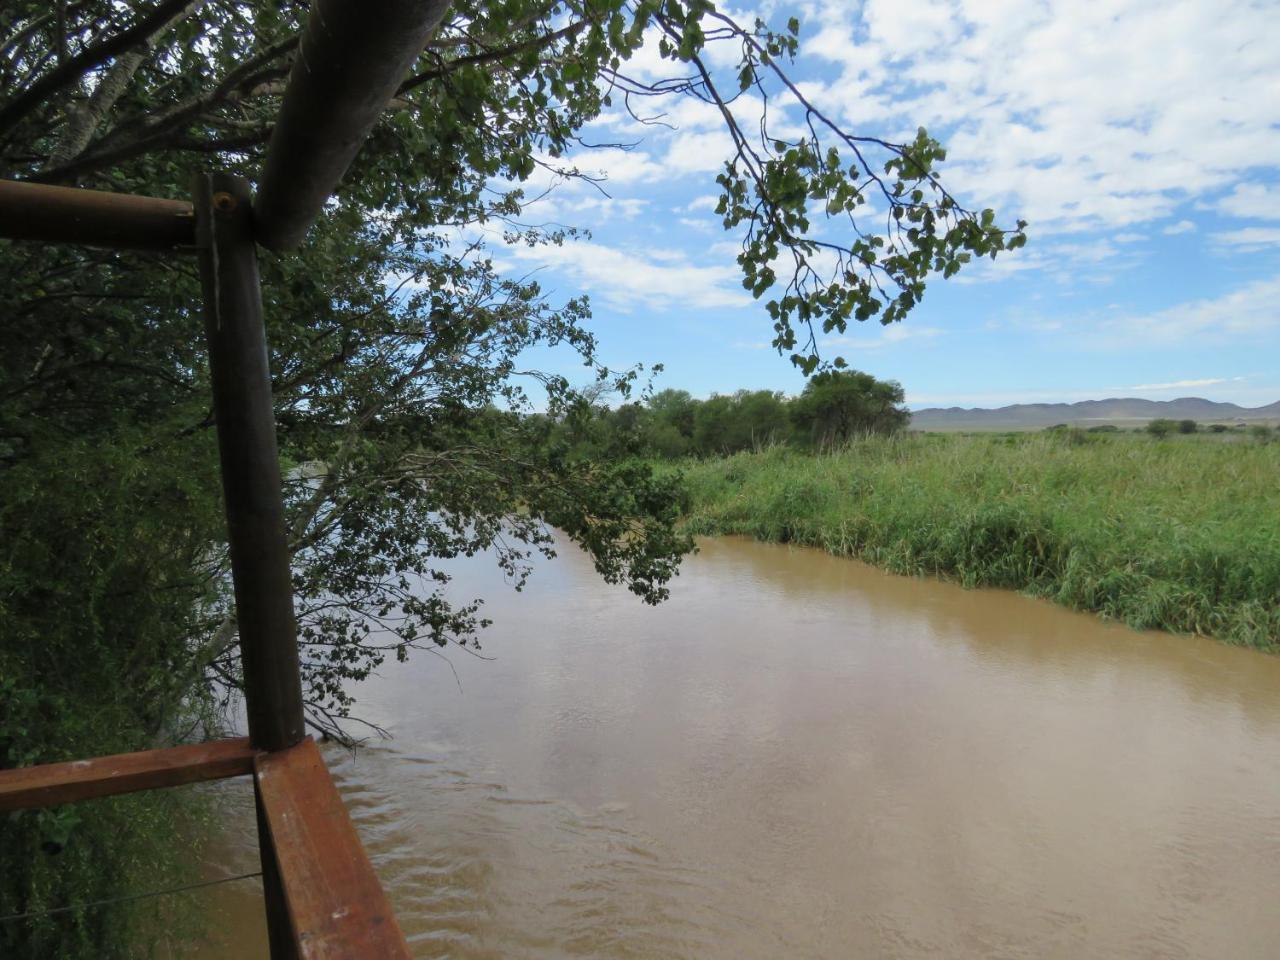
672, 432, 1280, 651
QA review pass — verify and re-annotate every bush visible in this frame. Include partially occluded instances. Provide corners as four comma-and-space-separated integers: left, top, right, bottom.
1177, 419, 1198, 434
1146, 418, 1175, 438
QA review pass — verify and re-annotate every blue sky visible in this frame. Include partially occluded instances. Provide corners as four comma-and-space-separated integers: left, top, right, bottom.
490, 0, 1280, 409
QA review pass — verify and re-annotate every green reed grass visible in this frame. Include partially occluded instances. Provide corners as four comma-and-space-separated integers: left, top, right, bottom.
672, 432, 1280, 650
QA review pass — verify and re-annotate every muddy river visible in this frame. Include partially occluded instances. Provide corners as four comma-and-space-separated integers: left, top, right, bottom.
186, 536, 1280, 958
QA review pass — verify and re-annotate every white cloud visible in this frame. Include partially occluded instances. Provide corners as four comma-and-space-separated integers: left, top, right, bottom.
1128, 377, 1233, 390
820, 324, 944, 349
664, 129, 736, 175
555, 195, 648, 220
1217, 182, 1280, 221
502, 239, 750, 310
1163, 219, 1196, 235
1098, 276, 1280, 344
806, 0, 1280, 235
1210, 227, 1280, 251
558, 146, 662, 185
678, 217, 714, 233
905, 387, 1112, 407
681, 194, 721, 214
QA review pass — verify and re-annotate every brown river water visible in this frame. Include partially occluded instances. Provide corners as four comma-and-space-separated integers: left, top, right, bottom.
182, 536, 1280, 958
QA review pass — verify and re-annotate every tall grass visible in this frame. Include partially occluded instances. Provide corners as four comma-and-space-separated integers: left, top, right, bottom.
673, 432, 1280, 650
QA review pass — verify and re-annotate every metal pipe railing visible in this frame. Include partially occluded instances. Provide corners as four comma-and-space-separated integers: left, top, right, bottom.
253, 0, 451, 251
193, 172, 306, 754
0, 179, 194, 250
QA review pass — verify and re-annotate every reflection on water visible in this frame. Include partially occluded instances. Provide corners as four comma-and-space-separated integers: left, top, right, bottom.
186, 537, 1280, 958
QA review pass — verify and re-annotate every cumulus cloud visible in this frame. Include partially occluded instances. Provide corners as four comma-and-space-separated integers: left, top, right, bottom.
804, 0, 1280, 235
557, 146, 663, 185
1163, 220, 1197, 235
1217, 182, 1280, 221
502, 239, 750, 310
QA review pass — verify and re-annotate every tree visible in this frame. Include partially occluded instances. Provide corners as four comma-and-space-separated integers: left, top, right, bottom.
0, 2, 1020, 952
1147, 418, 1175, 438
645, 388, 698, 457
732, 390, 792, 451
790, 370, 909, 448
1177, 419, 1198, 434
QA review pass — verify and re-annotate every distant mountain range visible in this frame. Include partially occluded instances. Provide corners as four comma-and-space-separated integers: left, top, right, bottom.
908, 397, 1280, 431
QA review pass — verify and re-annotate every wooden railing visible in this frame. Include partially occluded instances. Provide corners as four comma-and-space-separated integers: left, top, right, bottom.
0, 738, 408, 957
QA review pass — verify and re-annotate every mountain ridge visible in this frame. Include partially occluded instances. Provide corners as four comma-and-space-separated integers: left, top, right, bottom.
909, 396, 1280, 430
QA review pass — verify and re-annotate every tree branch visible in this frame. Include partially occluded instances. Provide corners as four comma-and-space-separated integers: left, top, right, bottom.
0, 0, 199, 137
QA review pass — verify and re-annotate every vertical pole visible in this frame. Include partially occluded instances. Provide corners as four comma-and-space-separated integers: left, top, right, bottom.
194, 171, 305, 958
193, 172, 305, 752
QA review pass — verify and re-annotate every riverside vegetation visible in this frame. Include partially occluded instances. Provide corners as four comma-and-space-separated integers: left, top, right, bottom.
557, 377, 1280, 651
673, 431, 1280, 651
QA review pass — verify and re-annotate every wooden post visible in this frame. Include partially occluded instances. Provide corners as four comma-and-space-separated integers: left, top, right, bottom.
194, 170, 308, 959
255, 739, 412, 956
193, 171, 306, 753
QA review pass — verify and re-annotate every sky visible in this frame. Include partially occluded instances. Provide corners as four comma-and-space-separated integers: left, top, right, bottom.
489, 0, 1280, 410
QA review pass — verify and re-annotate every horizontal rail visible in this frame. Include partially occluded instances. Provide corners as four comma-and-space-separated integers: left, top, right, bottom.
0, 179, 195, 250
255, 737, 411, 958
0, 738, 259, 812
253, 0, 449, 250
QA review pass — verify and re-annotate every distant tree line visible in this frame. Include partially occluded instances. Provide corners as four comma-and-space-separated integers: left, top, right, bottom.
1144, 418, 1278, 441
544, 370, 910, 460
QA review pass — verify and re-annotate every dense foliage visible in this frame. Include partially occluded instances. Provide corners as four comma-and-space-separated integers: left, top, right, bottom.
556, 369, 910, 459
0, 1, 1018, 952
678, 432, 1280, 651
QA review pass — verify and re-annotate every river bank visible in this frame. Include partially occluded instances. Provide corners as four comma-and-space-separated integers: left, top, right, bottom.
673, 432, 1280, 650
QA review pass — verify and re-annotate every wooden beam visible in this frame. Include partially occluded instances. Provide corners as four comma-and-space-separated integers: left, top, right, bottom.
255, 738, 411, 959
194, 172, 306, 753
0, 738, 258, 812
252, 0, 451, 251
0, 179, 195, 250
256, 776, 303, 960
